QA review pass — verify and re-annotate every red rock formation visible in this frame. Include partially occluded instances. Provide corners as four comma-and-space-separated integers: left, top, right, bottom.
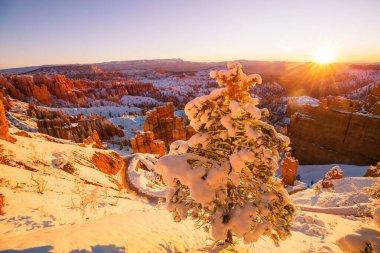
364, 162, 380, 177
130, 131, 166, 156
125, 82, 154, 96
143, 103, 195, 145
287, 99, 380, 165
281, 152, 299, 186
0, 73, 156, 107
13, 131, 31, 138
0, 94, 16, 143
84, 130, 106, 149
0, 88, 12, 110
320, 96, 359, 112
91, 151, 124, 175
32, 84, 52, 105
27, 104, 124, 143
0, 193, 4, 215
322, 166, 343, 188
0, 77, 24, 101
130, 103, 195, 156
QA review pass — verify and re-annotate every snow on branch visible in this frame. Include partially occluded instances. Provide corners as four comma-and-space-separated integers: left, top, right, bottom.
153, 63, 295, 245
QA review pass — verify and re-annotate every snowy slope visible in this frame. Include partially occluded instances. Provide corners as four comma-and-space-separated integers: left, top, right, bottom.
0, 129, 379, 253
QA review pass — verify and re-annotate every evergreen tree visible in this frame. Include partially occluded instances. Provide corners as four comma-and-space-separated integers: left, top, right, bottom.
155, 63, 295, 244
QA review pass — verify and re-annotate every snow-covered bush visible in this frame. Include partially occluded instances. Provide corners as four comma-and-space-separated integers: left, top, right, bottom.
155, 63, 295, 244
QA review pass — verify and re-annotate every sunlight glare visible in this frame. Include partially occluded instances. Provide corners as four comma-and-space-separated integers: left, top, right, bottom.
314, 46, 336, 64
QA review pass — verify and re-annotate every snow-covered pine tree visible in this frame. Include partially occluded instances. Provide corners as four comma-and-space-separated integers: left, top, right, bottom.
155, 62, 296, 245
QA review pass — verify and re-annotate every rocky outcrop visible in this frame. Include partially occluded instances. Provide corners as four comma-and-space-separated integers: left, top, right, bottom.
322, 166, 343, 188
13, 131, 32, 138
27, 104, 124, 143
319, 96, 359, 112
91, 151, 124, 175
281, 152, 299, 186
0, 73, 156, 107
0, 193, 4, 215
0, 76, 25, 101
32, 83, 52, 106
364, 162, 380, 177
143, 103, 195, 144
130, 103, 195, 156
367, 83, 380, 115
0, 75, 85, 106
83, 130, 106, 149
287, 98, 380, 165
130, 131, 166, 156
0, 88, 12, 110
0, 94, 16, 143
125, 82, 154, 96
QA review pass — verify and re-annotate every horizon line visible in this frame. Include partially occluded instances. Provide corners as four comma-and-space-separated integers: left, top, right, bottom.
1, 58, 380, 71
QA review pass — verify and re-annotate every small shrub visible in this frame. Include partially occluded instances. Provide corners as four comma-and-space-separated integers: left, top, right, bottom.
71, 180, 104, 217
31, 172, 48, 194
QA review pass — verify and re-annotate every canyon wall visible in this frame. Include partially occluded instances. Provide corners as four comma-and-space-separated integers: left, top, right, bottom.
287, 97, 380, 165
0, 74, 154, 107
27, 104, 124, 143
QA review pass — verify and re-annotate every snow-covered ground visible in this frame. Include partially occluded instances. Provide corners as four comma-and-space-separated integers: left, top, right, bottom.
108, 115, 145, 139
135, 69, 212, 88
6, 99, 38, 132
48, 106, 142, 118
297, 164, 369, 186
120, 95, 160, 106
0, 128, 379, 252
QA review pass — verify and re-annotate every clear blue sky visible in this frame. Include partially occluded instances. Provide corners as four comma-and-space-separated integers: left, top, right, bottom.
0, 0, 379, 69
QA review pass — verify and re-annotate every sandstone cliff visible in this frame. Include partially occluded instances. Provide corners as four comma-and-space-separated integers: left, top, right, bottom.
287, 97, 380, 165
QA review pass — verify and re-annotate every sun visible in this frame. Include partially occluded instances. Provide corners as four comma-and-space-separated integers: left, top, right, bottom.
314, 46, 337, 64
